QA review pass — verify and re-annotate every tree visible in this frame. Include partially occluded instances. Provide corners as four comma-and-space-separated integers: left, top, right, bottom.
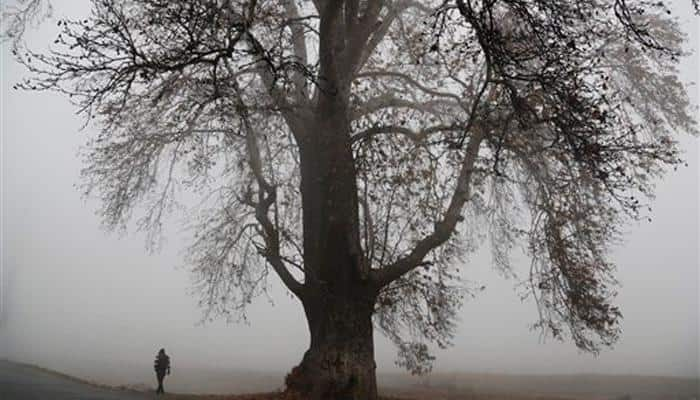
7, 1, 697, 399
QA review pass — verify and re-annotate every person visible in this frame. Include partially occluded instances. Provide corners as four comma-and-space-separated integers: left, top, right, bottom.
153, 348, 171, 395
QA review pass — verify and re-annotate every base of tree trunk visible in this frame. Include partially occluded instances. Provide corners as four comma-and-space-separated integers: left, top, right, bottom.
285, 297, 378, 400
285, 347, 378, 400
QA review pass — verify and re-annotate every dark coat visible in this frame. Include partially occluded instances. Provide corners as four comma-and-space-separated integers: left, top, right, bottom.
154, 353, 170, 375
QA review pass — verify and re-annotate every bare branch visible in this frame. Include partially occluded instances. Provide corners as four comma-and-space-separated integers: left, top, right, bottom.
372, 128, 485, 287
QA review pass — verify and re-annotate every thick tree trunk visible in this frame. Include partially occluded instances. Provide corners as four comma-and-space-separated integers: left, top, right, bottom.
288, 9, 378, 390
289, 136, 379, 399
287, 291, 378, 400
288, 92, 378, 398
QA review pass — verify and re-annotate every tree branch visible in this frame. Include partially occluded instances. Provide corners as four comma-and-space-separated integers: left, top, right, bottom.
372, 129, 485, 287
281, 0, 311, 102
356, 70, 465, 104
351, 124, 462, 144
234, 84, 305, 299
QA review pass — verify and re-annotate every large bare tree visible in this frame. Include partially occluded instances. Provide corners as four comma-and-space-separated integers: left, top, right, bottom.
7, 0, 697, 399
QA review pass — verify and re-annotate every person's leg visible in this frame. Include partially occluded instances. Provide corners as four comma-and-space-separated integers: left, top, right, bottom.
157, 373, 164, 394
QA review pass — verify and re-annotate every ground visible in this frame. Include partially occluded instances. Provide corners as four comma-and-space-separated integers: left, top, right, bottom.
1, 359, 697, 400
0, 360, 402, 400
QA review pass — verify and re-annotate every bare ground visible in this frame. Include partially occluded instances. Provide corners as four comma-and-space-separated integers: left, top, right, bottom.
2, 359, 697, 400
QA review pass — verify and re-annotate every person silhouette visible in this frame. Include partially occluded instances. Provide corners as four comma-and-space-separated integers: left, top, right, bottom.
153, 348, 171, 395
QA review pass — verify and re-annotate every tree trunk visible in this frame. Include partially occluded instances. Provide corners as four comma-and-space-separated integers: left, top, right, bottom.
289, 135, 379, 399
286, 290, 378, 400
287, 94, 378, 398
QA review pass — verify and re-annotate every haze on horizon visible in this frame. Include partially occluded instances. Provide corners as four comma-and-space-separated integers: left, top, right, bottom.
0, 0, 697, 387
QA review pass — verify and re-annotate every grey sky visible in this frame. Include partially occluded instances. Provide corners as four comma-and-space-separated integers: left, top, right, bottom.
1, 0, 698, 380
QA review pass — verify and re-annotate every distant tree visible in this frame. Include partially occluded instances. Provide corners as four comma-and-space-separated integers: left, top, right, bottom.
6, 1, 697, 399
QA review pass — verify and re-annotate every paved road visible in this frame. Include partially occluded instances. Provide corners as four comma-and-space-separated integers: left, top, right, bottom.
0, 360, 152, 400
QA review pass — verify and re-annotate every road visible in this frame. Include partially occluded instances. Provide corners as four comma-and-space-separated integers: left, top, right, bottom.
0, 360, 152, 400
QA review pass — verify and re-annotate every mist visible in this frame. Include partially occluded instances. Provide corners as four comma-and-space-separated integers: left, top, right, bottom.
1, 0, 698, 395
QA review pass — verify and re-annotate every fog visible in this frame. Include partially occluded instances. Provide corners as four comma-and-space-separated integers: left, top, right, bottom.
1, 0, 698, 391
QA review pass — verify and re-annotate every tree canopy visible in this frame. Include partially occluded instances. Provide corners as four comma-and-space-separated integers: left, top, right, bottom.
6, 0, 697, 380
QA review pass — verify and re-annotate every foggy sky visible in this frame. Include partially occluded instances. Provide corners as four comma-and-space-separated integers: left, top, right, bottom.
1, 1, 698, 381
